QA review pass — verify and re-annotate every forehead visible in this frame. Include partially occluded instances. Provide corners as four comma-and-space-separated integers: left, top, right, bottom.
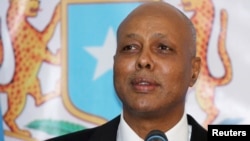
120, 3, 187, 25
118, 3, 191, 38
116, 3, 195, 56
119, 14, 186, 35
118, 6, 191, 45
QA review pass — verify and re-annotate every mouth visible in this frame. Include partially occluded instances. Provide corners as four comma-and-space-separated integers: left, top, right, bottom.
131, 77, 159, 93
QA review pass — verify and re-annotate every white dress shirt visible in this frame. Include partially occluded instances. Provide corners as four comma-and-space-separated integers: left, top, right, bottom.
116, 111, 191, 141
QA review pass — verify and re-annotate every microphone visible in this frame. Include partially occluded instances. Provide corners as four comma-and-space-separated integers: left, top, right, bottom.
145, 130, 168, 141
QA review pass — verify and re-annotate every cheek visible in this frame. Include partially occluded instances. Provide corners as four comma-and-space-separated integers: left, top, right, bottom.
114, 57, 136, 75
113, 60, 135, 107
114, 57, 135, 89
159, 62, 191, 92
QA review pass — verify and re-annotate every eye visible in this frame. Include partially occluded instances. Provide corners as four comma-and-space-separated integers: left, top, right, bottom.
121, 44, 137, 52
157, 43, 173, 53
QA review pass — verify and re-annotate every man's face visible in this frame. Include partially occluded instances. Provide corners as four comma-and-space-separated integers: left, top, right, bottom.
114, 9, 199, 117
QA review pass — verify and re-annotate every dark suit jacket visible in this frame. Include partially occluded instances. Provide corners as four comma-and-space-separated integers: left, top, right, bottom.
46, 114, 207, 141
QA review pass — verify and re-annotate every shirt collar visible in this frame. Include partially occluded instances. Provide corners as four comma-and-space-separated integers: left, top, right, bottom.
117, 112, 190, 141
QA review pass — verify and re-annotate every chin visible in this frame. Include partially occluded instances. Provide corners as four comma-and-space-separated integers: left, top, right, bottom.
131, 104, 158, 114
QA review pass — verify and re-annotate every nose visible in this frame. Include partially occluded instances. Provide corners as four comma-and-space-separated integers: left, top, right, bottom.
135, 49, 154, 70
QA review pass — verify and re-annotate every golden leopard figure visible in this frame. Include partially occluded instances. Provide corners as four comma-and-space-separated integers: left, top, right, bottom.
182, 0, 232, 129
0, 0, 61, 138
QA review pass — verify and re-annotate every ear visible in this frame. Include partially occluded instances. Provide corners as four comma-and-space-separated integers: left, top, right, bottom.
189, 57, 201, 87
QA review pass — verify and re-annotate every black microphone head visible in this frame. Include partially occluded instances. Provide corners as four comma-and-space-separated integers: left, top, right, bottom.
145, 130, 168, 141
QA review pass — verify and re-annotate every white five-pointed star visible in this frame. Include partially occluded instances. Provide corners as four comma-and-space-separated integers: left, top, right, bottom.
84, 27, 117, 80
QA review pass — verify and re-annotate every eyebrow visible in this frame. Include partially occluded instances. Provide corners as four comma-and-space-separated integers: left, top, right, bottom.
125, 33, 140, 39
125, 33, 167, 39
152, 33, 166, 38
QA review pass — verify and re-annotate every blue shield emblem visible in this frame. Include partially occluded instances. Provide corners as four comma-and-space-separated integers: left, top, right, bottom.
62, 1, 142, 125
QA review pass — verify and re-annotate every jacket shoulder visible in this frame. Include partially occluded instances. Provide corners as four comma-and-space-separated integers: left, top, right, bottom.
45, 115, 120, 141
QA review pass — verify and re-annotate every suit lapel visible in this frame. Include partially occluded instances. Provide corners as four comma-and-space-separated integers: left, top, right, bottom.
90, 116, 120, 141
187, 114, 208, 141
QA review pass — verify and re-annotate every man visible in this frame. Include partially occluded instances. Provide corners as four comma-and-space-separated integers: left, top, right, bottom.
46, 1, 207, 141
